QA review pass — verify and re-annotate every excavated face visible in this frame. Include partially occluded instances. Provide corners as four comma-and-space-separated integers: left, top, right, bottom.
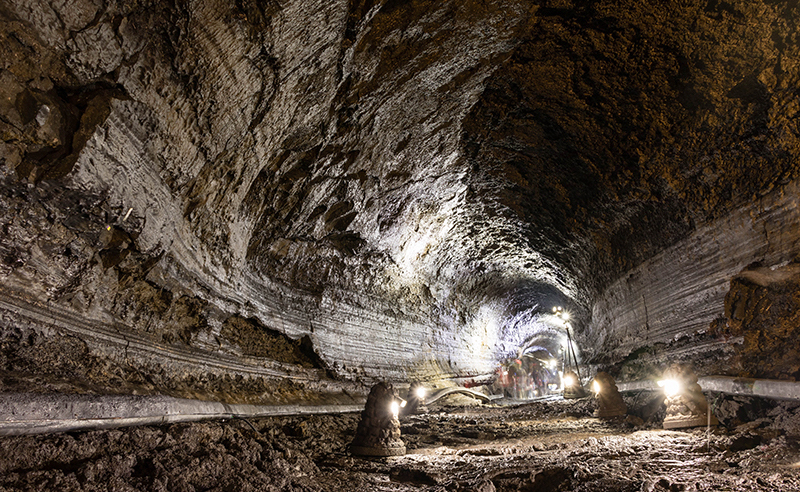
1, 0, 799, 402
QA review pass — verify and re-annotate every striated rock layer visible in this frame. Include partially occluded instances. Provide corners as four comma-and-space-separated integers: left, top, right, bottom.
591, 180, 800, 379
1, 0, 800, 404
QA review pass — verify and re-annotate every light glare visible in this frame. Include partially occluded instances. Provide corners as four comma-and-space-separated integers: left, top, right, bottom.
390, 400, 400, 418
658, 379, 681, 397
592, 380, 601, 395
564, 374, 577, 387
415, 386, 426, 399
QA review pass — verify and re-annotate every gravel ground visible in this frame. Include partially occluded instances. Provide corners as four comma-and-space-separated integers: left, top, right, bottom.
1, 394, 799, 491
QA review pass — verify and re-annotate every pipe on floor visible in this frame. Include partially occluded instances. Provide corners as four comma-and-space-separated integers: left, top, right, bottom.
0, 393, 363, 437
424, 386, 495, 404
7, 376, 795, 437
1, 386, 496, 437
617, 376, 800, 401
697, 376, 800, 400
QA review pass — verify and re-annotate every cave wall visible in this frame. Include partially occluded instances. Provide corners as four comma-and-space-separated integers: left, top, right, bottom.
713, 261, 800, 380
464, 0, 800, 297
0, 0, 541, 399
590, 179, 800, 374
1, 0, 800, 402
461, 0, 800, 374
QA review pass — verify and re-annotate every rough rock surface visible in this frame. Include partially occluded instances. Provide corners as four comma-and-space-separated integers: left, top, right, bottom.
1, 396, 799, 491
1, 0, 800, 406
711, 263, 800, 380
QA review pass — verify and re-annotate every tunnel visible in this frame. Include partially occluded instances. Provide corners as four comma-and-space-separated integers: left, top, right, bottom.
1, 0, 800, 489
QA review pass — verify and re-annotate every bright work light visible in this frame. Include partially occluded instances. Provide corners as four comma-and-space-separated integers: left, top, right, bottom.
657, 379, 681, 397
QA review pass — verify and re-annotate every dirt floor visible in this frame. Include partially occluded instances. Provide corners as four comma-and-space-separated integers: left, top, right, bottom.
1, 393, 800, 491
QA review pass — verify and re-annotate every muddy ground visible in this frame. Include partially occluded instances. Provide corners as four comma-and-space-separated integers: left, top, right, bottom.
1, 393, 799, 491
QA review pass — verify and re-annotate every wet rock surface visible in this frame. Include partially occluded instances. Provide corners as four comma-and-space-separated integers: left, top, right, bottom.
1, 396, 799, 491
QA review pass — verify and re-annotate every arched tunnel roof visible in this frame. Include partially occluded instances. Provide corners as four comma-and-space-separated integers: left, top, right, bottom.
0, 0, 799, 404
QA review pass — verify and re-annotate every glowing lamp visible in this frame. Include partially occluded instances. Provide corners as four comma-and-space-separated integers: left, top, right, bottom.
562, 312, 570, 321
400, 382, 427, 417
390, 400, 400, 418
657, 379, 681, 397
661, 364, 718, 429
562, 370, 585, 399
592, 380, 601, 395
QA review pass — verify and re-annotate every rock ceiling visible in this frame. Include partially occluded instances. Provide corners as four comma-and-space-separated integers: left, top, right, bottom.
1, 0, 799, 402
